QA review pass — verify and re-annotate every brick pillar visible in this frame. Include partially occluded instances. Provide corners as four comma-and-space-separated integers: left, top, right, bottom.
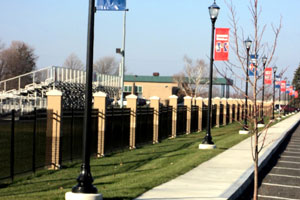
169, 95, 178, 138
196, 97, 203, 132
234, 99, 238, 121
93, 91, 106, 157
45, 89, 62, 170
150, 96, 160, 144
221, 98, 227, 125
127, 94, 137, 149
228, 98, 233, 123
214, 97, 221, 127
184, 96, 192, 134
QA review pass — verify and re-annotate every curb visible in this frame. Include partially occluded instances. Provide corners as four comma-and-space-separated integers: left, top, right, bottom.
226, 118, 300, 200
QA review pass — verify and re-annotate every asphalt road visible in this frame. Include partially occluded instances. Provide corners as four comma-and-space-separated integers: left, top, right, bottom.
258, 125, 300, 200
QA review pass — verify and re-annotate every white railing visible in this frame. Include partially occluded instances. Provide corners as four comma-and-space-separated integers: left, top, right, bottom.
0, 66, 121, 113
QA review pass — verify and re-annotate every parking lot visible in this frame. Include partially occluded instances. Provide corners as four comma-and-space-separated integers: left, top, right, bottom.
258, 125, 300, 200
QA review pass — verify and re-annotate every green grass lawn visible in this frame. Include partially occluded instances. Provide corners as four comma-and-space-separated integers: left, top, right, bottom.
0, 122, 251, 200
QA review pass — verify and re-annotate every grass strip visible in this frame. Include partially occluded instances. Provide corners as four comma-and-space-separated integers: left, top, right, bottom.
0, 121, 271, 200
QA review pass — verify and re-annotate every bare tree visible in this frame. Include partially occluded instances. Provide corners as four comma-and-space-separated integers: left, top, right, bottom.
173, 56, 211, 98
0, 41, 37, 81
63, 53, 84, 70
217, 1, 282, 199
94, 56, 119, 75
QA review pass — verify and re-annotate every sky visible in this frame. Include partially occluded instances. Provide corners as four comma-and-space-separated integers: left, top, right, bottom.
0, 0, 299, 81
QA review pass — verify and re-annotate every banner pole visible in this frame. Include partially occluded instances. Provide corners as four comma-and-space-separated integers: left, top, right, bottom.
120, 9, 128, 108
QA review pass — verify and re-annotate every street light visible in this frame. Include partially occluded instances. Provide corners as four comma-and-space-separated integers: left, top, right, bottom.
272, 66, 278, 120
277, 74, 282, 119
66, 0, 102, 200
258, 55, 267, 127
239, 37, 252, 134
199, 0, 219, 149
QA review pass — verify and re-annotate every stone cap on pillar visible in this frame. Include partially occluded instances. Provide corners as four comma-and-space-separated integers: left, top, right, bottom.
46, 89, 62, 96
221, 98, 227, 103
126, 94, 137, 99
93, 91, 107, 97
184, 96, 192, 100
169, 95, 178, 99
150, 96, 160, 100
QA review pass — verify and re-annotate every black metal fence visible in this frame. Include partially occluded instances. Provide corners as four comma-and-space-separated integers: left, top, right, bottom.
176, 105, 187, 135
220, 104, 224, 125
232, 104, 236, 121
226, 104, 230, 124
237, 105, 240, 120
202, 105, 208, 130
104, 107, 130, 154
0, 109, 47, 181
136, 106, 154, 146
212, 105, 217, 127
191, 105, 198, 132
60, 109, 98, 164
158, 106, 172, 140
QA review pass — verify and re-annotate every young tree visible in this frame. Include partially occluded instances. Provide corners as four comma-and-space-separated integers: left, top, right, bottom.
173, 56, 212, 98
63, 53, 84, 70
0, 41, 37, 81
94, 56, 119, 75
218, 1, 282, 199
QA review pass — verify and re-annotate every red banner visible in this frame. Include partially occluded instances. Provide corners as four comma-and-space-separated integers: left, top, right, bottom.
289, 86, 293, 95
280, 80, 286, 92
214, 28, 230, 61
295, 91, 299, 98
264, 68, 272, 85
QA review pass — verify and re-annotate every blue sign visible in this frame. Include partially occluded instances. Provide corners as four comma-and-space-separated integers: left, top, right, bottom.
286, 84, 290, 93
97, 0, 126, 11
248, 54, 258, 76
275, 75, 281, 88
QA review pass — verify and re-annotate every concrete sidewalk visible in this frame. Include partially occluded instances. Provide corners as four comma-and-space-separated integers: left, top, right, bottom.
135, 113, 300, 200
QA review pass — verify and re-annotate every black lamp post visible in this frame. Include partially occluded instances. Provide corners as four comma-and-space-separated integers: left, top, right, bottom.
200, 0, 219, 148
71, 0, 98, 195
278, 74, 282, 119
242, 37, 252, 132
271, 66, 278, 120
259, 55, 267, 124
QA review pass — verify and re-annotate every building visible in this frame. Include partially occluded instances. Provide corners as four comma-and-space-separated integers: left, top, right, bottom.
123, 73, 233, 101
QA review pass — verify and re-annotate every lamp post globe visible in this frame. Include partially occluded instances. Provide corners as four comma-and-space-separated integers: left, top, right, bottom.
199, 0, 220, 149
239, 37, 252, 134
209, 0, 220, 21
245, 37, 252, 50
262, 55, 267, 65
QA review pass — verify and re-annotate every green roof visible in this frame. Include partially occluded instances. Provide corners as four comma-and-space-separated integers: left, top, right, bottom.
124, 75, 233, 85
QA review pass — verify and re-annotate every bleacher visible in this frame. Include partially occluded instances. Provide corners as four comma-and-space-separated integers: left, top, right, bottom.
0, 66, 121, 113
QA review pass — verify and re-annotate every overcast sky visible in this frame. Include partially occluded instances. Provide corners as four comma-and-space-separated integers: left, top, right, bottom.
0, 0, 299, 80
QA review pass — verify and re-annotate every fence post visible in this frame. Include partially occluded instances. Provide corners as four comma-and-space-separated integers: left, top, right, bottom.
127, 94, 137, 149
213, 97, 221, 127
221, 98, 227, 125
10, 110, 15, 181
196, 97, 203, 132
150, 96, 160, 144
184, 96, 192, 134
169, 95, 178, 138
32, 108, 37, 173
93, 91, 107, 157
45, 89, 62, 170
